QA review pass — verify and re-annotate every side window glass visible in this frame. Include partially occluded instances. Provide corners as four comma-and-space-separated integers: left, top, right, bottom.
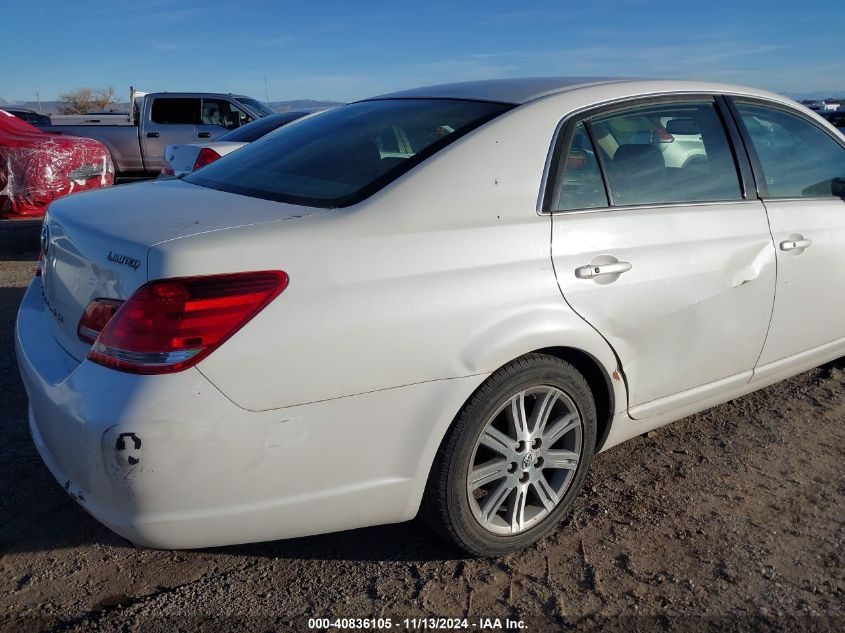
590, 101, 742, 206
552, 122, 608, 211
150, 98, 199, 125
736, 102, 845, 198
202, 99, 249, 130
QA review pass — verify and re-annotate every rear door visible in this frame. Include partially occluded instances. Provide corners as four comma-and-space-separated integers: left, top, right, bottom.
549, 97, 776, 419
729, 99, 845, 372
142, 97, 200, 172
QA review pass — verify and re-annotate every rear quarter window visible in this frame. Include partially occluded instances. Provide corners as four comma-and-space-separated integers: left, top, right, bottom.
552, 122, 609, 211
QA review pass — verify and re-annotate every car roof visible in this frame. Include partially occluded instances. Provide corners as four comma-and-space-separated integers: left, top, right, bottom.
364, 77, 793, 107
365, 77, 640, 104
149, 93, 256, 99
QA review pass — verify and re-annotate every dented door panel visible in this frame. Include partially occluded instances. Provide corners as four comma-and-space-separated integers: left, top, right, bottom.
551, 202, 776, 416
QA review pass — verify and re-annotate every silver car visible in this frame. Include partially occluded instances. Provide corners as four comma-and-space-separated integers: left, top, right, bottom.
160, 109, 322, 177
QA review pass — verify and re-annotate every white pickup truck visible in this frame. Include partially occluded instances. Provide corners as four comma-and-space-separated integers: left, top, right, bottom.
47, 88, 275, 180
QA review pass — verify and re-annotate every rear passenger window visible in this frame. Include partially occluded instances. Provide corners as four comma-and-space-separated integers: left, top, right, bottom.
201, 99, 249, 130
735, 102, 845, 198
590, 101, 742, 206
150, 98, 199, 125
553, 123, 608, 211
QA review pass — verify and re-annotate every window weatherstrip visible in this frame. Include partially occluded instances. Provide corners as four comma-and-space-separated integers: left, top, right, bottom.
714, 95, 756, 200
722, 96, 770, 199
584, 120, 615, 207
540, 117, 574, 214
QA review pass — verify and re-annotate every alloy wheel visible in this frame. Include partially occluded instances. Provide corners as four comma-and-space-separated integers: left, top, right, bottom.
466, 386, 583, 535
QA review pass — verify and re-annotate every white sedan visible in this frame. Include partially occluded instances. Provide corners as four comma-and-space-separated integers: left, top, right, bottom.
159, 110, 318, 177
16, 78, 845, 556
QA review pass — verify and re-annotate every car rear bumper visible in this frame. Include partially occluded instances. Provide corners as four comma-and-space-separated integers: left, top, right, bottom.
16, 278, 483, 548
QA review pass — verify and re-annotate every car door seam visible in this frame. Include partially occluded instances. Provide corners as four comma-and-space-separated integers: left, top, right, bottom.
750, 203, 780, 376
548, 213, 631, 412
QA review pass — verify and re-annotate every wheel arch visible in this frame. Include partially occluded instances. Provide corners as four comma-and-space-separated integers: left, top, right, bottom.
422, 342, 621, 502
529, 346, 617, 452
410, 312, 628, 520
418, 347, 622, 552
457, 307, 626, 452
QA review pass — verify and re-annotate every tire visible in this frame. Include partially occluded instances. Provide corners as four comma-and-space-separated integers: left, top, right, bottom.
423, 353, 597, 557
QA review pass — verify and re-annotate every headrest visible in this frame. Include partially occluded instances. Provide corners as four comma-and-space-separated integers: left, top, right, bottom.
612, 144, 665, 179
666, 117, 700, 135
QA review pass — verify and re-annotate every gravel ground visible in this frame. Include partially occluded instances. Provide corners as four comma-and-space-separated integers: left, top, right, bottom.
0, 220, 842, 632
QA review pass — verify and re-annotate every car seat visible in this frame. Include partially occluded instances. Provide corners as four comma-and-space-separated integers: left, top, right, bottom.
610, 144, 666, 205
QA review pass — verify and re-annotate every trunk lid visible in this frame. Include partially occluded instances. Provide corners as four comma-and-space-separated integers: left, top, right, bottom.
164, 142, 247, 177
40, 178, 319, 361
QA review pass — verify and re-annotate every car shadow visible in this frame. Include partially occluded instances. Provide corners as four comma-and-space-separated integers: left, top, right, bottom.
0, 282, 134, 556
0, 219, 41, 261
208, 519, 467, 563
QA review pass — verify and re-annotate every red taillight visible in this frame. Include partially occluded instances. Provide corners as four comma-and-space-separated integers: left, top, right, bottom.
78, 298, 123, 343
86, 271, 288, 374
655, 127, 674, 142
192, 147, 221, 172
566, 150, 587, 170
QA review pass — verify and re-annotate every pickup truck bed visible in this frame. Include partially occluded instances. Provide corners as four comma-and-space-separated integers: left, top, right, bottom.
49, 125, 147, 178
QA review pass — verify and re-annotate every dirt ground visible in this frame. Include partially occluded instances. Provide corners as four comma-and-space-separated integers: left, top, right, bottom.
0, 219, 842, 633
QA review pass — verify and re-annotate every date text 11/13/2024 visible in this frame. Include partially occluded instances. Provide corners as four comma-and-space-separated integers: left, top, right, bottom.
307, 617, 527, 630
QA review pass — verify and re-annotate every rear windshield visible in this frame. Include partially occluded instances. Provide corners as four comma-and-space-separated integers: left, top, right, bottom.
217, 112, 309, 143
186, 98, 512, 207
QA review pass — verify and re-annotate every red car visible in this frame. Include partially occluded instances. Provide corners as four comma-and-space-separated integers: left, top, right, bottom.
0, 110, 114, 219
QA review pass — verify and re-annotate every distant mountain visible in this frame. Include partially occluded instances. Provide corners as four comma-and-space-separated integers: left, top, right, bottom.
7, 101, 67, 115
268, 99, 345, 112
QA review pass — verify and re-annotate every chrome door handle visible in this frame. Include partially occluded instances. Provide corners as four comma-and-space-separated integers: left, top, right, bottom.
575, 261, 632, 279
780, 238, 812, 251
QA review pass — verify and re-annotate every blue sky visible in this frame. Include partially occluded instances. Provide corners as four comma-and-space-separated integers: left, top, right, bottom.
2, 0, 843, 102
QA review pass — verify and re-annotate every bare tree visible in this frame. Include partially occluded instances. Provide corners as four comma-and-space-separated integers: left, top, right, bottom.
58, 87, 119, 114
93, 87, 117, 110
